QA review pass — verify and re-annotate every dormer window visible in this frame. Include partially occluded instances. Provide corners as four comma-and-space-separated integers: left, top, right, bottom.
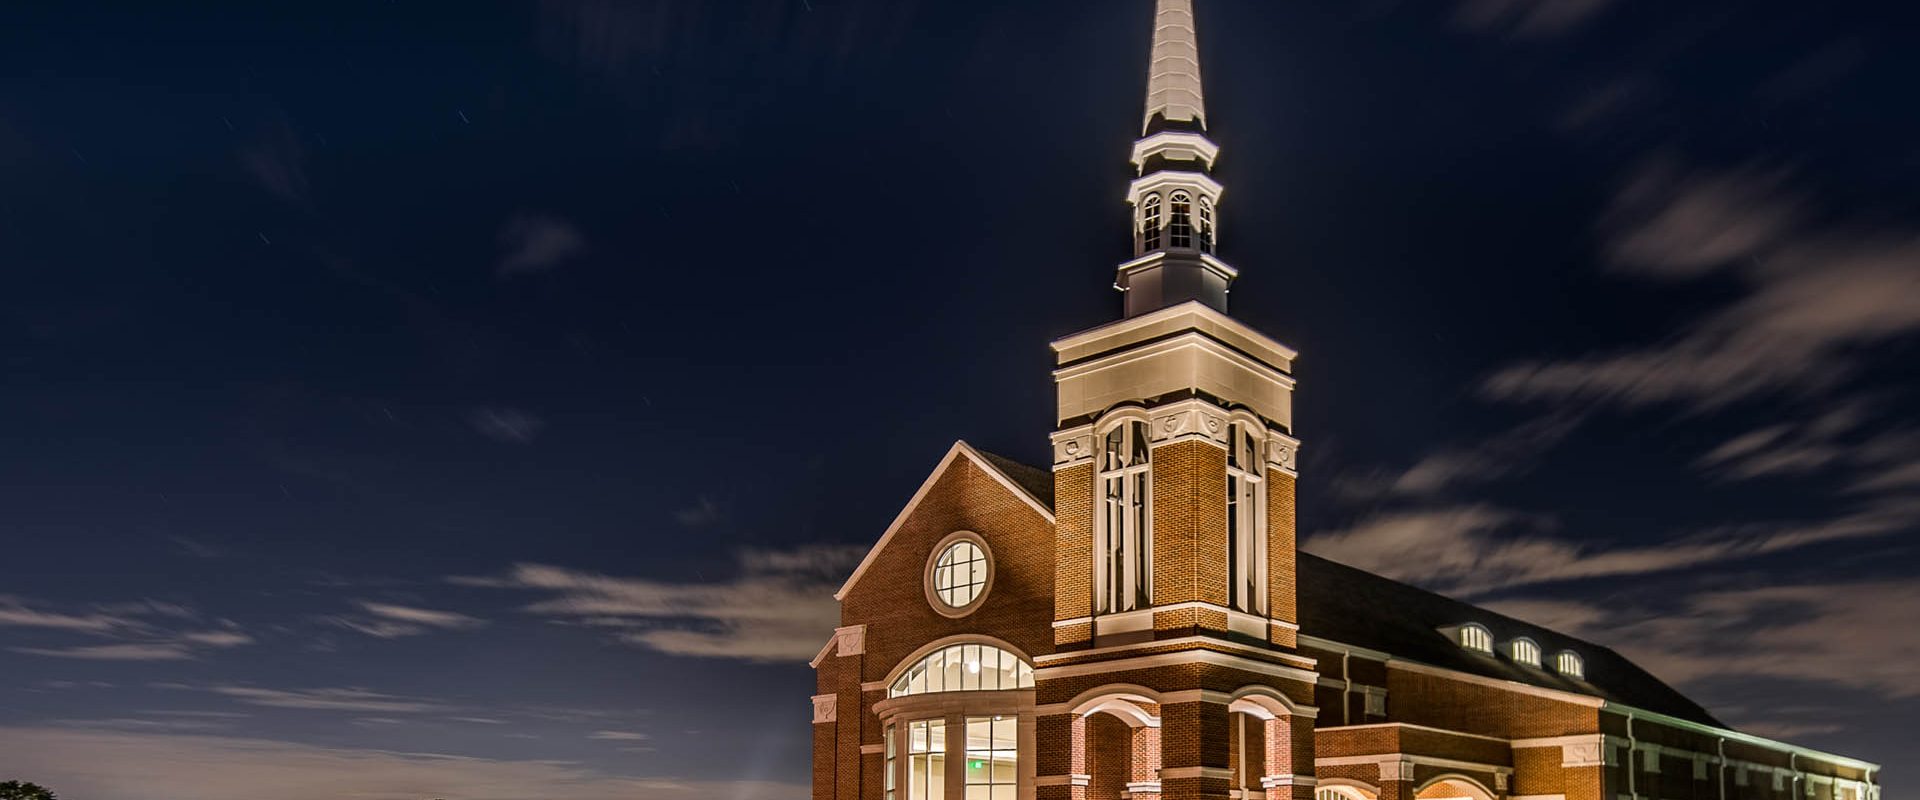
1168, 191, 1194, 248
1510, 638, 1541, 667
1458, 624, 1493, 653
1556, 651, 1585, 679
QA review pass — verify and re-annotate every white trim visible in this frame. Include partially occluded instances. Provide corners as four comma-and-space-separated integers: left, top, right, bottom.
1033, 647, 1322, 692
860, 743, 884, 755
811, 694, 837, 724
1261, 775, 1317, 789
1052, 601, 1300, 631
1034, 775, 1091, 788
878, 633, 1037, 692
1052, 300, 1298, 364
860, 681, 890, 693
1160, 767, 1234, 781
835, 625, 866, 656
1130, 130, 1221, 168
1319, 722, 1511, 745
1387, 660, 1606, 707
1032, 634, 1316, 670
1315, 755, 1512, 776
807, 635, 838, 669
923, 531, 994, 618
1298, 634, 1392, 662
835, 441, 1052, 600
1508, 796, 1568, 800
1126, 781, 1163, 795
1599, 703, 1881, 772
1081, 698, 1161, 728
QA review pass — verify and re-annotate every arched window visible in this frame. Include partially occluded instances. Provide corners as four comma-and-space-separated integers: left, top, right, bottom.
1510, 638, 1541, 667
1458, 624, 1493, 653
1226, 421, 1265, 614
1556, 651, 1585, 679
1141, 193, 1163, 252
1168, 191, 1194, 248
889, 643, 1035, 698
1199, 196, 1216, 253
1097, 419, 1152, 614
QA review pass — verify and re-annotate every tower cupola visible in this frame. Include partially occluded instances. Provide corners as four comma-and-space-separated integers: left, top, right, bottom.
1117, 0, 1237, 318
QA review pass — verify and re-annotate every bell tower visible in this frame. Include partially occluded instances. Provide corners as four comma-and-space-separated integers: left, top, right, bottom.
1049, 0, 1303, 654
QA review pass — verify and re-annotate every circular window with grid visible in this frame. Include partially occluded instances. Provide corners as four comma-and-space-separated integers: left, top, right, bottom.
926, 533, 993, 616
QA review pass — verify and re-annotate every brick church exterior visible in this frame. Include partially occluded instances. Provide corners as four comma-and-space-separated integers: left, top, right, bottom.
810, 4, 1885, 800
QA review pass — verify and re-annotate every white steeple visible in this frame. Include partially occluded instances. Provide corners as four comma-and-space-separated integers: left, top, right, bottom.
1116, 0, 1236, 319
1144, 0, 1207, 132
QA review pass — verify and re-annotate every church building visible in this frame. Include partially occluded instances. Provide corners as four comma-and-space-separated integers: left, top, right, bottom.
810, 4, 1884, 800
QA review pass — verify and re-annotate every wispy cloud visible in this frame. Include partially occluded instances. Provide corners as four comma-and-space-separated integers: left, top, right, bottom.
468, 407, 547, 444
322, 601, 488, 640
1453, 0, 1617, 39
496, 213, 587, 276
458, 544, 863, 662
1338, 413, 1582, 499
11, 643, 198, 661
1483, 162, 1920, 411
0, 597, 252, 661
199, 686, 450, 714
0, 727, 805, 800
1489, 580, 1920, 701
1306, 497, 1920, 597
588, 730, 649, 741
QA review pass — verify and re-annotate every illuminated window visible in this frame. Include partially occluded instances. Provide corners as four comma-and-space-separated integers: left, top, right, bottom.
885, 724, 898, 800
889, 643, 1035, 698
1168, 191, 1194, 248
1226, 421, 1265, 614
1199, 196, 1216, 253
1097, 419, 1152, 615
964, 716, 1017, 800
1510, 638, 1541, 667
1141, 193, 1163, 252
1556, 651, 1585, 679
931, 539, 988, 610
908, 719, 946, 800
1459, 624, 1493, 653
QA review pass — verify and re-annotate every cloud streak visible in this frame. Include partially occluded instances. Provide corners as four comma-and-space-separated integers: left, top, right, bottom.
0, 727, 805, 800
1484, 162, 1920, 411
1305, 497, 1920, 597
459, 545, 863, 662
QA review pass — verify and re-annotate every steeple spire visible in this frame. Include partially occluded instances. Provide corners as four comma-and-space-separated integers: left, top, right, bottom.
1144, 0, 1207, 133
1116, 0, 1236, 319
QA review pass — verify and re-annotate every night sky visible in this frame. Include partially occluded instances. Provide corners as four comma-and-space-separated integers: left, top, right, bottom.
3, 0, 1919, 796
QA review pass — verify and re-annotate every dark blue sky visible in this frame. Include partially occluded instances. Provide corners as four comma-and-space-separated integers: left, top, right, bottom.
2, 0, 1918, 796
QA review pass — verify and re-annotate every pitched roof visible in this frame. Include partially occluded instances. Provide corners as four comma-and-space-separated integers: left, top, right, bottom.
1295, 552, 1720, 726
986, 454, 1721, 727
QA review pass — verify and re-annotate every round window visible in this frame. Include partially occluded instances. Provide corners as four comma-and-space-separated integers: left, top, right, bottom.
926, 533, 992, 616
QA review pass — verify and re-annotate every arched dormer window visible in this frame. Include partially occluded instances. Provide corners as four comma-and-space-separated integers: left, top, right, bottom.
1141, 193, 1163, 253
1510, 637, 1541, 667
1226, 420, 1265, 614
1458, 624, 1493, 653
888, 642, 1035, 698
1168, 191, 1194, 249
1097, 418, 1152, 615
1556, 650, 1585, 679
1199, 196, 1216, 253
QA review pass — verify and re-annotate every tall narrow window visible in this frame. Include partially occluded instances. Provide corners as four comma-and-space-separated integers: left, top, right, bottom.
909, 719, 946, 800
1226, 421, 1265, 614
1097, 420, 1152, 615
1168, 191, 1194, 248
1510, 638, 1541, 667
964, 716, 1017, 800
1199, 196, 1216, 253
885, 724, 898, 800
1141, 193, 1163, 252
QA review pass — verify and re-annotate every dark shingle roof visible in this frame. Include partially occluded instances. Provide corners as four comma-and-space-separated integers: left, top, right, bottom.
975, 449, 1054, 511
976, 453, 1719, 727
1296, 552, 1720, 726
